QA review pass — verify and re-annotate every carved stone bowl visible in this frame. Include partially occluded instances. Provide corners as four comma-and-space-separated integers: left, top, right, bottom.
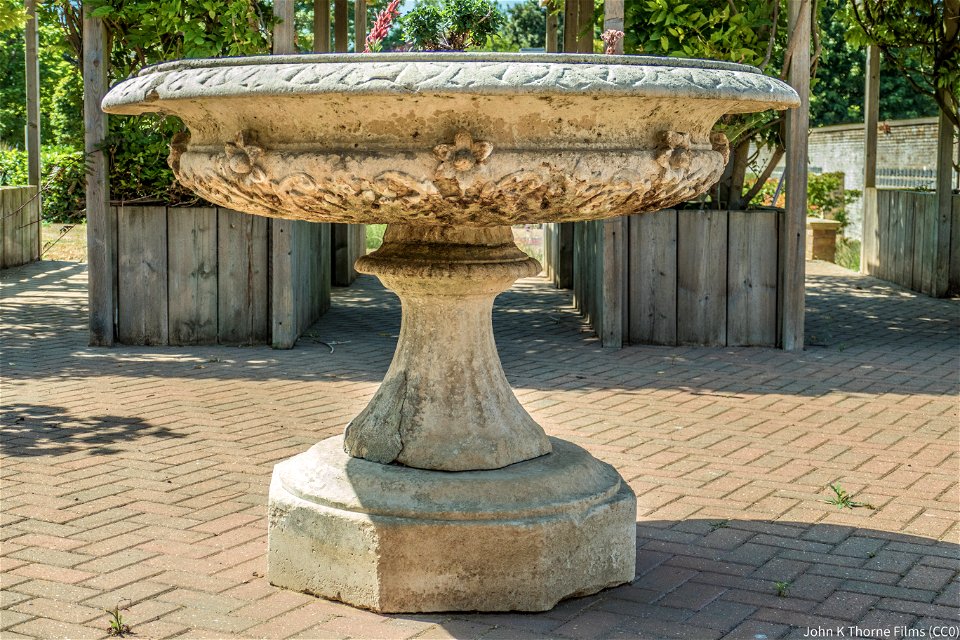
102, 52, 799, 227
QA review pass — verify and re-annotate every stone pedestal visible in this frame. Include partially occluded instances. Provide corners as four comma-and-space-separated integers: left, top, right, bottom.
267, 225, 637, 611
268, 436, 636, 612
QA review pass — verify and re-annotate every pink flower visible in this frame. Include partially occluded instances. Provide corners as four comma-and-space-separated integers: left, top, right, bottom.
365, 0, 402, 52
601, 29, 624, 55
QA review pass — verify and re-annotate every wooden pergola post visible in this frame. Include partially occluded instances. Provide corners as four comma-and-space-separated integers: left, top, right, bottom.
314, 0, 330, 52
598, 0, 625, 348
24, 0, 40, 259
83, 2, 115, 346
933, 111, 955, 297
780, 0, 810, 352
271, 0, 297, 348
355, 0, 366, 53
860, 45, 880, 275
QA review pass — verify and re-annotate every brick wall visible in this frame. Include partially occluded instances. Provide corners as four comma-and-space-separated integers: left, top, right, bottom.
807, 117, 939, 240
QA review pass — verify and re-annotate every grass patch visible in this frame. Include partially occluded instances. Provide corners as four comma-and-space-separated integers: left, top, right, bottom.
41, 222, 86, 262
366, 224, 386, 252
835, 238, 860, 272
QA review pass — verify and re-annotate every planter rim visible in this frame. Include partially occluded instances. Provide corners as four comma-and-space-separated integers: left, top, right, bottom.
137, 52, 761, 76
104, 52, 800, 115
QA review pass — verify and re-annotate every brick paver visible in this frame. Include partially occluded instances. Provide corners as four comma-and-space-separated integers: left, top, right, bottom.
1, 259, 958, 640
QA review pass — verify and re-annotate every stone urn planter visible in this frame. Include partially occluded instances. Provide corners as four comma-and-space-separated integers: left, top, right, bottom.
103, 52, 798, 612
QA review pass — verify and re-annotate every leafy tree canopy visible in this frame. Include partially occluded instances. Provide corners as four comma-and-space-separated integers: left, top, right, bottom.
845, 0, 959, 129
810, 0, 937, 126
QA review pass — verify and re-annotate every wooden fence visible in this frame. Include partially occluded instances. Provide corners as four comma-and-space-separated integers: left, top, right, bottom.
551, 209, 784, 347
112, 205, 330, 347
862, 188, 960, 297
1, 186, 40, 269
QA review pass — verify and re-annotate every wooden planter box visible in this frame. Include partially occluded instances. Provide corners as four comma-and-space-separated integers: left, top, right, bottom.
112, 205, 334, 347
1, 186, 40, 269
550, 208, 784, 348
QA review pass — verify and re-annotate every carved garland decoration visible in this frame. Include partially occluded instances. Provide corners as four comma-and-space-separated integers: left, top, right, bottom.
167, 128, 729, 225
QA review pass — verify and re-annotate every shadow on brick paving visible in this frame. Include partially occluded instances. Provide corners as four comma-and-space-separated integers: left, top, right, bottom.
1, 261, 957, 402
1, 403, 187, 457
340, 518, 959, 640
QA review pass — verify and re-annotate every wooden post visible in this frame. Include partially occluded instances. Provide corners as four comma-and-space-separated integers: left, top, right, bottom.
334, 0, 348, 52
863, 46, 879, 190
546, 10, 558, 53
933, 110, 956, 297
600, 218, 623, 347
576, 0, 593, 53
83, 3, 114, 346
24, 0, 41, 259
355, 0, 366, 52
272, 0, 298, 348
861, 45, 880, 276
598, 0, 625, 347
780, 0, 809, 351
314, 0, 330, 52
273, 0, 296, 54
562, 0, 577, 52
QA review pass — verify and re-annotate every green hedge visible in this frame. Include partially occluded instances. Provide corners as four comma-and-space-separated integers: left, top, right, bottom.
0, 146, 86, 223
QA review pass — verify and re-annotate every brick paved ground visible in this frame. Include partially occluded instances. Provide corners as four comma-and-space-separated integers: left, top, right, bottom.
1, 259, 958, 640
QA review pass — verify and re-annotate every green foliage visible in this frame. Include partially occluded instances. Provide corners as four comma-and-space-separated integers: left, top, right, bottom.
105, 602, 131, 637
493, 0, 548, 51
0, 146, 86, 223
810, 0, 936, 126
401, 0, 505, 50
0, 1, 27, 33
0, 16, 80, 147
625, 0, 779, 66
366, 224, 386, 251
807, 172, 860, 230
775, 581, 790, 597
835, 238, 860, 272
624, 0, 789, 209
845, 0, 959, 129
748, 172, 860, 229
72, 0, 275, 79
823, 483, 875, 510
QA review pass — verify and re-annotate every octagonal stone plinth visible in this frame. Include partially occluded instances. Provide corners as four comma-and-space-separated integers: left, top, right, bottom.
267, 435, 636, 612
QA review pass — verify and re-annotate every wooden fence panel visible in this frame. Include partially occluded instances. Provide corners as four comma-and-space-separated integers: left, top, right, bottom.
861, 188, 879, 274
627, 210, 677, 345
911, 191, 926, 291
294, 220, 330, 335
727, 210, 778, 347
1, 188, 17, 268
1, 187, 39, 269
168, 207, 218, 345
920, 192, 938, 295
117, 206, 168, 345
218, 209, 269, 345
861, 189, 954, 297
677, 210, 727, 346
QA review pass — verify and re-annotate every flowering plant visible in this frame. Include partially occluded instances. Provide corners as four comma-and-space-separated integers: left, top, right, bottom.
364, 0, 403, 52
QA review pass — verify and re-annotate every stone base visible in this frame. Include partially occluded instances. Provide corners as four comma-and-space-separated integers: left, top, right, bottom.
267, 435, 636, 612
